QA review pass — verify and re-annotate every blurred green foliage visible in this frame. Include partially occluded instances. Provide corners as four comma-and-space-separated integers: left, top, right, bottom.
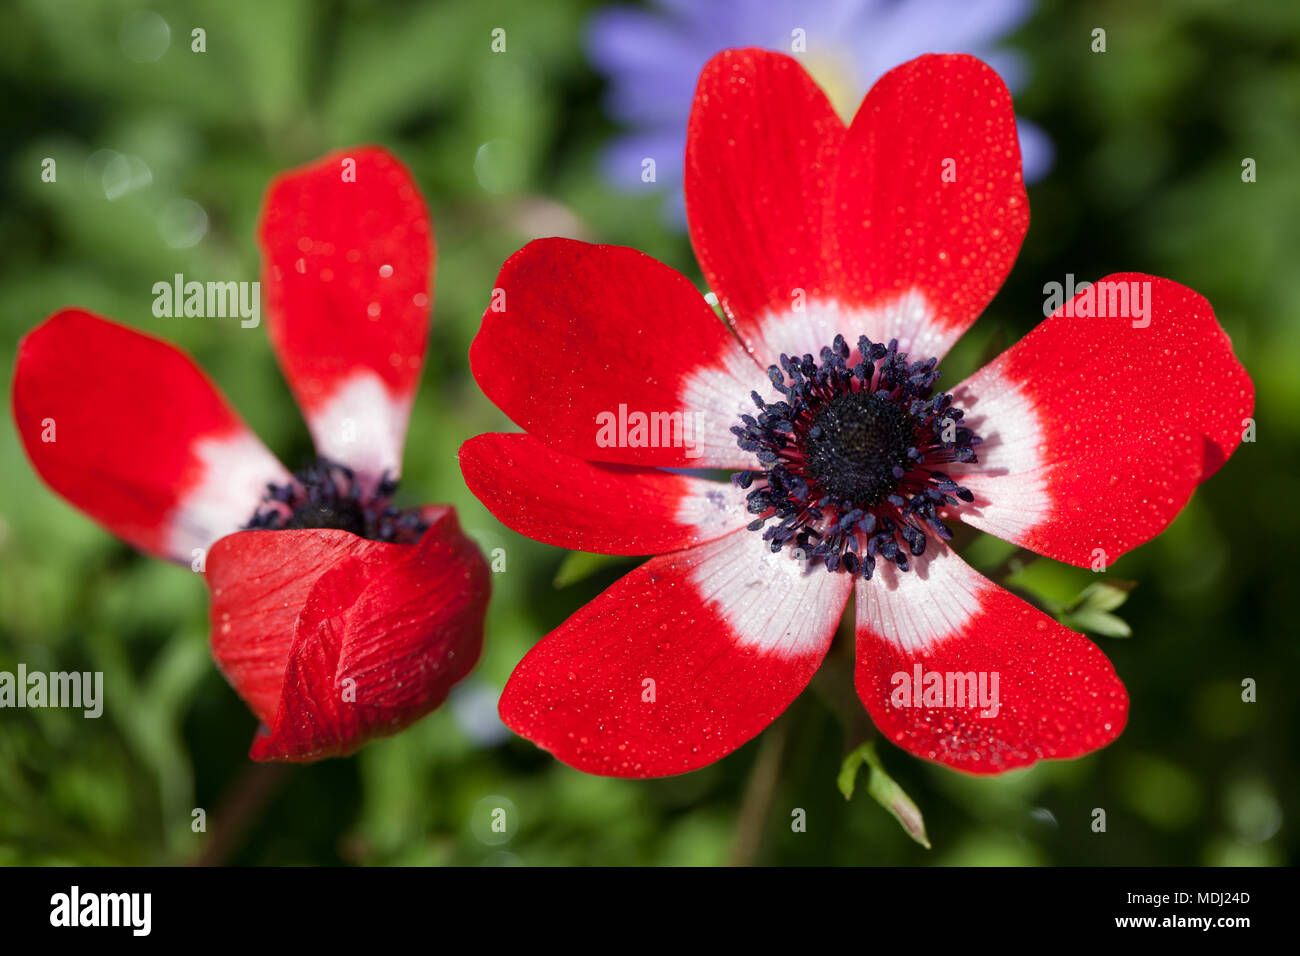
0, 0, 1296, 865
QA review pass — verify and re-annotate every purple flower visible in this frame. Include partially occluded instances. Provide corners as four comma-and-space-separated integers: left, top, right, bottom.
587, 0, 1053, 222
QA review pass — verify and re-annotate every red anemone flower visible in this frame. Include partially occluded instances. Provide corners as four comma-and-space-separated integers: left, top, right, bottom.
461, 51, 1253, 777
13, 146, 490, 762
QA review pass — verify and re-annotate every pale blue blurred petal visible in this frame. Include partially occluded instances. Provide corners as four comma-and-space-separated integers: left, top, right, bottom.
586, 0, 1055, 221
1017, 116, 1055, 183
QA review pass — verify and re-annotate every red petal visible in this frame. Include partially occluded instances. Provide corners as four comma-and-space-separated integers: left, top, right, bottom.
499, 528, 852, 777
207, 529, 383, 724
470, 238, 766, 469
855, 541, 1128, 774
207, 508, 489, 762
11, 310, 287, 563
459, 433, 749, 555
947, 274, 1254, 567
686, 48, 845, 336
685, 51, 1027, 367
259, 145, 433, 481
830, 55, 1027, 359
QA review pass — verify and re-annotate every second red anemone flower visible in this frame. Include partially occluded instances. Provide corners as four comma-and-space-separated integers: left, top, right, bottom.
13, 147, 489, 762
462, 51, 1253, 777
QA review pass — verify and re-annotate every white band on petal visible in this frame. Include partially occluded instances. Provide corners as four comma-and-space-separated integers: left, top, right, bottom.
307, 370, 411, 486
673, 478, 751, 544
166, 431, 290, 560
675, 346, 767, 471
857, 541, 990, 656
687, 528, 853, 658
948, 364, 1051, 545
744, 289, 949, 367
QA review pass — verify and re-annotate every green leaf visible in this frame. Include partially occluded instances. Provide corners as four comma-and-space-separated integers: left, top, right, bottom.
1066, 580, 1137, 614
838, 741, 930, 849
836, 744, 866, 800
1063, 609, 1133, 638
552, 551, 633, 588
1059, 580, 1137, 637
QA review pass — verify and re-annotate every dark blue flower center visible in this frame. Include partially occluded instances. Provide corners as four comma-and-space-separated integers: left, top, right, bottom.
731, 334, 980, 579
803, 391, 913, 505
245, 459, 428, 544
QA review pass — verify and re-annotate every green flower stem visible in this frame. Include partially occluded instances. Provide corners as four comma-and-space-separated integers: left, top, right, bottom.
811, 613, 875, 751
192, 762, 293, 866
728, 710, 791, 866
